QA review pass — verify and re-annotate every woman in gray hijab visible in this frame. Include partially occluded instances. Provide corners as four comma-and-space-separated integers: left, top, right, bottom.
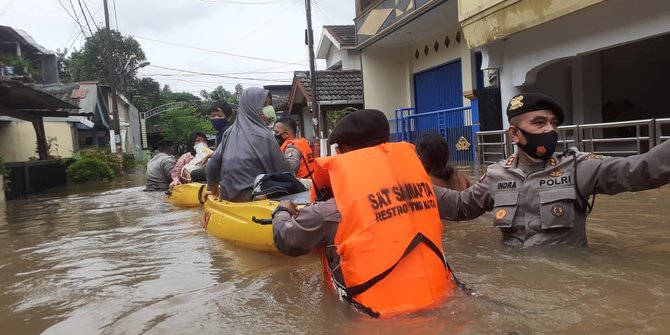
206, 87, 291, 202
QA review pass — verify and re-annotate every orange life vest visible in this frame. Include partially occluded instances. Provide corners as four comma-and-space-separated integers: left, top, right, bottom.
281, 138, 315, 178
313, 142, 456, 318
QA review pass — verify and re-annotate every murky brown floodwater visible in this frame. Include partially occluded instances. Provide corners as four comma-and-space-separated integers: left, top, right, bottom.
1, 173, 669, 334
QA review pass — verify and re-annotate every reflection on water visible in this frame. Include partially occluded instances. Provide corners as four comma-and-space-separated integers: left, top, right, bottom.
0, 174, 669, 334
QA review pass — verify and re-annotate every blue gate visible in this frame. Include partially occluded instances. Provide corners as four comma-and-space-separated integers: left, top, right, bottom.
402, 60, 478, 165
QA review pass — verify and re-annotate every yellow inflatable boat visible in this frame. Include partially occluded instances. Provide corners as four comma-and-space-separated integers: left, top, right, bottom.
200, 197, 279, 253
167, 183, 206, 208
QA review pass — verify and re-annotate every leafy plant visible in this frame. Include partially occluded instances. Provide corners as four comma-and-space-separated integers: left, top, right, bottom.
66, 156, 115, 183
0, 54, 38, 77
122, 153, 136, 172
32, 136, 60, 160
0, 156, 10, 191
73, 148, 124, 177
326, 107, 358, 130
156, 107, 212, 149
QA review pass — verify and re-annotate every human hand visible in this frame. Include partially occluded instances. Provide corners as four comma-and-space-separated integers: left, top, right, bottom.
169, 179, 182, 190
204, 185, 219, 202
278, 200, 298, 216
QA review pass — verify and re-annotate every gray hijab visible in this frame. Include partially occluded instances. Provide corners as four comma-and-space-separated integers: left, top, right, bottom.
206, 87, 291, 201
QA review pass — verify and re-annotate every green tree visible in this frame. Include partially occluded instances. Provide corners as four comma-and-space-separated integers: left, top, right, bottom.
67, 29, 146, 95
200, 85, 238, 104
55, 48, 71, 82
131, 77, 161, 113
157, 107, 212, 149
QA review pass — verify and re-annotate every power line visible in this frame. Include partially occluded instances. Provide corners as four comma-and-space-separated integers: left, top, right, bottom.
199, 0, 293, 4
147, 64, 292, 82
57, 0, 88, 37
126, 33, 303, 65
77, 0, 94, 36
0, 0, 16, 17
311, 0, 334, 25
223, 1, 296, 51
67, 0, 91, 35
83, 0, 100, 30
112, 0, 119, 30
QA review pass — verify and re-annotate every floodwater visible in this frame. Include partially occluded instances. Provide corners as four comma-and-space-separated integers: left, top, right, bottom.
1, 174, 669, 335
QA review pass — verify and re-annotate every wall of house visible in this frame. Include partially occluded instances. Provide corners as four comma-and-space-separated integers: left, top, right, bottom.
325, 44, 343, 69
341, 50, 362, 70
325, 47, 362, 71
361, 46, 412, 119
459, 0, 606, 49
486, 0, 670, 127
410, 25, 473, 106
0, 120, 74, 162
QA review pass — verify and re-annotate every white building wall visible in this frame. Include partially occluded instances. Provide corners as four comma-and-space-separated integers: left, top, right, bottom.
410, 25, 473, 107
361, 46, 411, 119
325, 44, 343, 69
488, 0, 670, 121
0, 120, 75, 162
341, 50, 362, 70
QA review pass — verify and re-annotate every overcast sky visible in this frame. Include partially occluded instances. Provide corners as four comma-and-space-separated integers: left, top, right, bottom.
0, 0, 355, 94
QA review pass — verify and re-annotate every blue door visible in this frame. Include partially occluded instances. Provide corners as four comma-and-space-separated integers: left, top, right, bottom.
413, 60, 464, 138
413, 60, 477, 165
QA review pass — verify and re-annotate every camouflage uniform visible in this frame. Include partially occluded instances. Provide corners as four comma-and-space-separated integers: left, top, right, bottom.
435, 140, 670, 247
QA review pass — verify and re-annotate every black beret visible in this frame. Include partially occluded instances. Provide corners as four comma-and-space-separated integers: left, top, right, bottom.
328, 109, 390, 147
506, 92, 564, 126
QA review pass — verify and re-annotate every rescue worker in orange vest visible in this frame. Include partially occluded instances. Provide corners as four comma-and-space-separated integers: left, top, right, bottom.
274, 117, 315, 178
272, 109, 460, 318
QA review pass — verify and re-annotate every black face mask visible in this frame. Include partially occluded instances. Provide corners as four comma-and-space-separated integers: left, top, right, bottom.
275, 133, 286, 146
516, 127, 558, 161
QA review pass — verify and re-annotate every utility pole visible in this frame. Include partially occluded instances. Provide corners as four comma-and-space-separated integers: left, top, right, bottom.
103, 0, 122, 154
304, 0, 326, 149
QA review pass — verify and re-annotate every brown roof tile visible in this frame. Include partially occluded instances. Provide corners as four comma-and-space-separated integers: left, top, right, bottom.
295, 70, 363, 102
324, 25, 357, 47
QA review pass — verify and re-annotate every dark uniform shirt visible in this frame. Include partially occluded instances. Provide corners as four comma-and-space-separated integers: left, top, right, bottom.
435, 140, 670, 247
145, 153, 176, 192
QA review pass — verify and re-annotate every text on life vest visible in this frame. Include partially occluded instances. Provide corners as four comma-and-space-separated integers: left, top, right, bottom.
368, 182, 436, 222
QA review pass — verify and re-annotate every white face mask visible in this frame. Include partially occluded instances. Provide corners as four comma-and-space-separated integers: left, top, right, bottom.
193, 142, 207, 152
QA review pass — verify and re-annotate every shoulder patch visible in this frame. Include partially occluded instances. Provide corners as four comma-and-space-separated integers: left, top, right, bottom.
548, 169, 564, 177
584, 153, 605, 160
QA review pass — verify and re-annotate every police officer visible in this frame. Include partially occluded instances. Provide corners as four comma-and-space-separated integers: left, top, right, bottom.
273, 109, 458, 318
274, 117, 315, 179
436, 92, 670, 247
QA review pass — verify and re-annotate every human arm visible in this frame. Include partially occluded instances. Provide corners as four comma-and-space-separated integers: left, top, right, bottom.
578, 139, 670, 195
196, 151, 214, 166
284, 144, 302, 174
434, 174, 494, 221
272, 198, 340, 257
205, 143, 224, 195
162, 156, 176, 179
169, 153, 192, 188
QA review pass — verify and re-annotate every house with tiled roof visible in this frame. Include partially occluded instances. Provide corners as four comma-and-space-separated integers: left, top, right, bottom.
316, 25, 360, 71
287, 70, 363, 147
36, 81, 142, 160
263, 84, 292, 113
284, 25, 364, 153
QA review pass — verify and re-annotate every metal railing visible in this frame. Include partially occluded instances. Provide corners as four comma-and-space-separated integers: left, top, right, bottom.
655, 118, 670, 145
476, 118, 664, 164
475, 130, 512, 165
394, 106, 479, 165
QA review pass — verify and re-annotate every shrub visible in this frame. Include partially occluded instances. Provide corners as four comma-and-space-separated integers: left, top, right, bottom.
74, 148, 124, 176
122, 153, 136, 172
0, 156, 10, 191
66, 156, 115, 183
